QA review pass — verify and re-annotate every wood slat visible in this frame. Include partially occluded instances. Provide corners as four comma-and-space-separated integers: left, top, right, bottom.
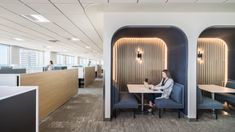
113, 38, 167, 91
197, 38, 227, 86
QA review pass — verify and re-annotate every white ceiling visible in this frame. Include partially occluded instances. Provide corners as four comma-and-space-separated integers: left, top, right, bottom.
0, 0, 235, 60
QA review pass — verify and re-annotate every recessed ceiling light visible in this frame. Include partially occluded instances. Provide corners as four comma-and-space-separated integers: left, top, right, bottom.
13, 38, 23, 41
21, 14, 50, 23
68, 37, 80, 41
44, 45, 52, 49
86, 46, 90, 49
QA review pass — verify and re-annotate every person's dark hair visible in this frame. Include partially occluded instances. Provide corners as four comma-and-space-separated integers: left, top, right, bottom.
50, 60, 53, 65
162, 69, 171, 78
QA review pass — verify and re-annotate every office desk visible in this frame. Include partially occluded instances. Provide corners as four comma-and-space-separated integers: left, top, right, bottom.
127, 84, 163, 112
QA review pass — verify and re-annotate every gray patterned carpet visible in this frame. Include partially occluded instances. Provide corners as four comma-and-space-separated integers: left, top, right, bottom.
40, 79, 235, 132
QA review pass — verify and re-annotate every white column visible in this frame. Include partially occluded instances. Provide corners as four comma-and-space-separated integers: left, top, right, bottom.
44, 51, 57, 65
10, 46, 20, 67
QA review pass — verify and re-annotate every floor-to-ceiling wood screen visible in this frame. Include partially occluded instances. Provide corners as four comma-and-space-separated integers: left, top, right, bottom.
197, 38, 228, 86
113, 38, 167, 91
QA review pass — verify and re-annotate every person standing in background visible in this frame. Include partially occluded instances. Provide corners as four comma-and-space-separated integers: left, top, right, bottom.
47, 60, 54, 71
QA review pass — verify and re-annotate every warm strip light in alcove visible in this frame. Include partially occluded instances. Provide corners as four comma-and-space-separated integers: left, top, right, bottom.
114, 37, 168, 67
198, 38, 228, 84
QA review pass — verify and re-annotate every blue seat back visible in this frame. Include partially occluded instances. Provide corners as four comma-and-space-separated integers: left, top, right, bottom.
112, 82, 120, 104
170, 83, 184, 105
197, 86, 203, 104
226, 81, 235, 89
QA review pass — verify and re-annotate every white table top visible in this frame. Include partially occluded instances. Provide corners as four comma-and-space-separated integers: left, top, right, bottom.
198, 84, 235, 93
0, 86, 38, 100
127, 84, 163, 94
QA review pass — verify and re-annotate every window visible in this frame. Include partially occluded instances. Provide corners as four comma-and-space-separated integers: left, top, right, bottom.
57, 54, 65, 65
66, 56, 75, 66
19, 48, 44, 72
80, 58, 89, 67
0, 44, 10, 66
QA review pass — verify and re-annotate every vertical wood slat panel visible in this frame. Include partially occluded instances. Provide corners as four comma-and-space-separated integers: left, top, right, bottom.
113, 38, 167, 91
197, 38, 227, 86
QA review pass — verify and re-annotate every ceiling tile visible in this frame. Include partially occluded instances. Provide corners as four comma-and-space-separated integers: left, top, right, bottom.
27, 4, 61, 15
0, 3, 35, 14
21, 0, 50, 4
167, 0, 196, 3
109, 0, 138, 3
50, 0, 78, 4
225, 0, 235, 3
54, 3, 84, 15
196, 0, 227, 3
80, 0, 108, 4
138, 0, 166, 3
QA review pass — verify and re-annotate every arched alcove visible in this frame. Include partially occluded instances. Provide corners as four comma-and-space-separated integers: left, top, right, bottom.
111, 26, 188, 115
198, 27, 235, 84
197, 38, 228, 85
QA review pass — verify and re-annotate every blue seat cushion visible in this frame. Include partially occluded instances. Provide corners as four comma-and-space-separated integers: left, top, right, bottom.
155, 98, 183, 109
198, 97, 223, 110
226, 81, 235, 89
114, 93, 138, 109
170, 83, 184, 104
215, 93, 235, 106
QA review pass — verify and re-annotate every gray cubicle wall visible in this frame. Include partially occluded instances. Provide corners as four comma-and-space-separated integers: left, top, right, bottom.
0, 88, 37, 132
0, 68, 26, 74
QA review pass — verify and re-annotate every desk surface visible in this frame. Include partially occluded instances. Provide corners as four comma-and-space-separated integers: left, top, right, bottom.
127, 84, 163, 93
0, 86, 37, 100
198, 84, 235, 93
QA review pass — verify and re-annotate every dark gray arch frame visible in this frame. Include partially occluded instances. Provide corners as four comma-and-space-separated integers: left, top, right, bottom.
199, 26, 235, 81
110, 26, 189, 117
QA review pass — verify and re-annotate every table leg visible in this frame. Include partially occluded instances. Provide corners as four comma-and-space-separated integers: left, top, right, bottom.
141, 93, 144, 112
211, 93, 216, 117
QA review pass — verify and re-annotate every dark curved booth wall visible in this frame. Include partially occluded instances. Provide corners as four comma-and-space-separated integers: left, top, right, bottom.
200, 27, 235, 80
111, 26, 188, 114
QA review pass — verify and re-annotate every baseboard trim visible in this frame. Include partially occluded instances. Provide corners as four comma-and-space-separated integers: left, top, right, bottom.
188, 118, 197, 122
103, 117, 111, 121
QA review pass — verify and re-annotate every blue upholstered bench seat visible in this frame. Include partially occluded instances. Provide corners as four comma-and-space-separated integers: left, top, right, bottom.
198, 97, 224, 110
155, 98, 183, 109
114, 92, 138, 109
215, 81, 235, 106
216, 93, 235, 106
197, 87, 224, 119
112, 84, 138, 118
154, 83, 184, 118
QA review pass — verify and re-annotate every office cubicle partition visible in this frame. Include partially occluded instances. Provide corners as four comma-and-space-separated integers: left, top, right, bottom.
0, 68, 26, 74
0, 86, 38, 132
84, 67, 96, 87
19, 69, 78, 121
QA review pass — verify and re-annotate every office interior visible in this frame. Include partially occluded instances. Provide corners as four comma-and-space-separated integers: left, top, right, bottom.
1, 1, 235, 132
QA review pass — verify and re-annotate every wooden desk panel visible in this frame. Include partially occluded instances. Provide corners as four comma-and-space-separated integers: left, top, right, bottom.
84, 67, 95, 87
20, 69, 78, 121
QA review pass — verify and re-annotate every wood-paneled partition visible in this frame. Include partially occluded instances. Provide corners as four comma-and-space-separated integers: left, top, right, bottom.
84, 67, 96, 87
113, 38, 167, 90
197, 38, 228, 85
20, 69, 78, 121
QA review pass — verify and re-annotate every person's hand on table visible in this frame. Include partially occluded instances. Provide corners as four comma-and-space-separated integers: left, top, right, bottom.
149, 85, 154, 90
